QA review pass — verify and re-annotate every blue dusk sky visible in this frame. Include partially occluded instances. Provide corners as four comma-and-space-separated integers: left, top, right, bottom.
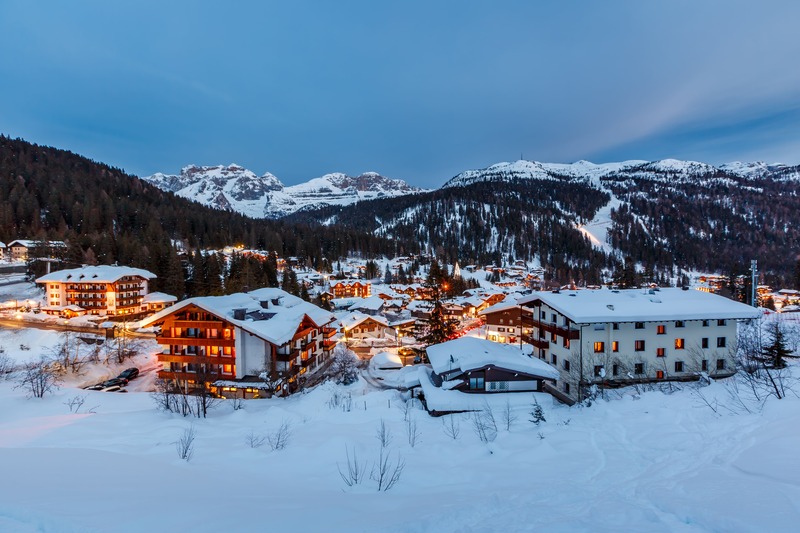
1, 1, 799, 187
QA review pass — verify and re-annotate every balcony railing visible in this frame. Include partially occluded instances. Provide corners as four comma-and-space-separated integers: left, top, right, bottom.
156, 336, 235, 347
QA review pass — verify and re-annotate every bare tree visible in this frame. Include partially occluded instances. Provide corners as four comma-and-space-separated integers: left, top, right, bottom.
244, 430, 266, 449
15, 357, 60, 398
64, 395, 87, 413
471, 405, 498, 443
501, 399, 518, 430
376, 419, 393, 449
371, 446, 405, 492
267, 420, 292, 451
176, 425, 196, 461
338, 445, 367, 487
441, 415, 461, 440
0, 351, 13, 380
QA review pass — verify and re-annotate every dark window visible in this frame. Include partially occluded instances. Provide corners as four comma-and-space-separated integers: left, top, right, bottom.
674, 361, 684, 372
563, 360, 570, 371
716, 359, 725, 370
551, 332, 556, 342
551, 354, 558, 365
702, 320, 709, 327
718, 319, 726, 326
702, 360, 708, 371
469, 376, 485, 390
552, 313, 557, 323
594, 365, 604, 377
612, 323, 619, 330
612, 364, 619, 376
635, 322, 645, 329
657, 347, 665, 357
634, 363, 644, 374
702, 337, 709, 349
564, 382, 570, 394
675, 320, 685, 328
541, 311, 546, 320
635, 340, 645, 351
717, 337, 726, 348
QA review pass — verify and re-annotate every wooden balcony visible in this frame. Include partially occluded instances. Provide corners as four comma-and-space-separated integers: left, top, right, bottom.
156, 336, 235, 347
158, 354, 236, 365
172, 320, 224, 329
522, 319, 580, 340
292, 327, 315, 342
275, 349, 299, 362
158, 370, 229, 382
322, 327, 337, 338
521, 334, 549, 350
301, 355, 315, 367
323, 339, 337, 350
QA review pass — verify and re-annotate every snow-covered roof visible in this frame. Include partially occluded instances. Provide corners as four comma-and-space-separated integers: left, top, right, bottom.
36, 265, 156, 284
348, 295, 384, 312
339, 312, 389, 331
142, 292, 177, 304
140, 288, 335, 346
370, 351, 403, 370
480, 301, 519, 316
8, 239, 66, 248
426, 337, 559, 380
517, 287, 761, 323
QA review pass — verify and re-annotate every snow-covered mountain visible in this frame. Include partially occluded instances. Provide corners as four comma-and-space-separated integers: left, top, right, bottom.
142, 165, 424, 219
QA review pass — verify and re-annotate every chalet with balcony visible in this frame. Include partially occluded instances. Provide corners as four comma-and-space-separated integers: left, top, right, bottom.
139, 288, 336, 397
339, 312, 390, 340
7, 239, 66, 261
36, 265, 156, 316
480, 301, 533, 345
330, 280, 371, 299
516, 288, 761, 402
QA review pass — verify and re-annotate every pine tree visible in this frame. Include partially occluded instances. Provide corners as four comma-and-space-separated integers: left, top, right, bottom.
762, 322, 791, 368
530, 397, 546, 425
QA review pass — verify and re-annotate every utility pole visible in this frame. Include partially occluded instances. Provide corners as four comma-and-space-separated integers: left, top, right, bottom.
750, 260, 758, 307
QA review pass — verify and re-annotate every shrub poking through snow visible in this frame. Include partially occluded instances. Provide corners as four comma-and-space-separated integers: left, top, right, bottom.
176, 425, 196, 462
530, 396, 546, 426
267, 420, 292, 451
15, 357, 60, 398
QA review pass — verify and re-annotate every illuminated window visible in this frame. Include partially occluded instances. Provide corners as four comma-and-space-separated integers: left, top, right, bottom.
612, 341, 619, 352
656, 370, 664, 379
657, 325, 666, 335
657, 348, 665, 357
593, 342, 605, 353
674, 338, 685, 350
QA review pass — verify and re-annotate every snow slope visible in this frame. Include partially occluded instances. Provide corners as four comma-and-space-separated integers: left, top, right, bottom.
142, 165, 425, 219
1, 319, 800, 532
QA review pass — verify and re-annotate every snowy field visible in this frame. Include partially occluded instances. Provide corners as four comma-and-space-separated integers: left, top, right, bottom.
0, 320, 799, 532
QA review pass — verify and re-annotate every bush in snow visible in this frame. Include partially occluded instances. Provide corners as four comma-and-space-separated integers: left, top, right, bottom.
176, 425, 196, 462
328, 345, 360, 386
0, 351, 14, 379
266, 420, 292, 451
441, 415, 461, 440
530, 397, 546, 425
472, 403, 498, 443
15, 357, 60, 398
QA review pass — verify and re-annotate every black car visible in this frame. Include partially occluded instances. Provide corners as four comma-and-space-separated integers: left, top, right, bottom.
118, 367, 139, 381
100, 377, 129, 388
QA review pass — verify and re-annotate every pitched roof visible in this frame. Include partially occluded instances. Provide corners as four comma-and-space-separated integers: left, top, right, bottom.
36, 265, 156, 284
426, 337, 559, 380
517, 287, 761, 323
140, 288, 335, 346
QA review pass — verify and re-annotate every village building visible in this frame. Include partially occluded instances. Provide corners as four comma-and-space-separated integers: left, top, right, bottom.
36, 265, 158, 317
515, 288, 761, 401
139, 288, 337, 398
424, 336, 559, 395
480, 300, 532, 345
7, 239, 66, 261
142, 292, 178, 313
330, 280, 371, 298
339, 312, 391, 340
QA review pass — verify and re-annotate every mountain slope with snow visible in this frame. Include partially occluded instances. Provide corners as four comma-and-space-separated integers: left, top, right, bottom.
143, 165, 425, 219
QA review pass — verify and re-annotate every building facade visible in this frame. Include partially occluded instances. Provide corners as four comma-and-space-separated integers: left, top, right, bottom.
515, 288, 760, 401
36, 265, 157, 316
140, 288, 337, 397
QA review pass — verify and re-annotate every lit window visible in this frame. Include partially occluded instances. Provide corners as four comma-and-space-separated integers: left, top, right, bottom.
593, 342, 605, 353
656, 370, 664, 379
657, 325, 666, 335
657, 348, 665, 357
674, 338, 685, 350
612, 341, 619, 353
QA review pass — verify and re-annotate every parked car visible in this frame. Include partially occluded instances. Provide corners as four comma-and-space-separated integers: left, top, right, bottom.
101, 385, 122, 393
118, 367, 139, 381
85, 384, 105, 391
100, 377, 128, 388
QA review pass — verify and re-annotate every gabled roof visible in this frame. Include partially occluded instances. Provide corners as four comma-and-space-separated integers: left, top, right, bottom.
36, 265, 157, 284
339, 311, 389, 330
517, 287, 761, 323
140, 288, 335, 346
142, 292, 177, 304
426, 337, 559, 380
348, 295, 384, 312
